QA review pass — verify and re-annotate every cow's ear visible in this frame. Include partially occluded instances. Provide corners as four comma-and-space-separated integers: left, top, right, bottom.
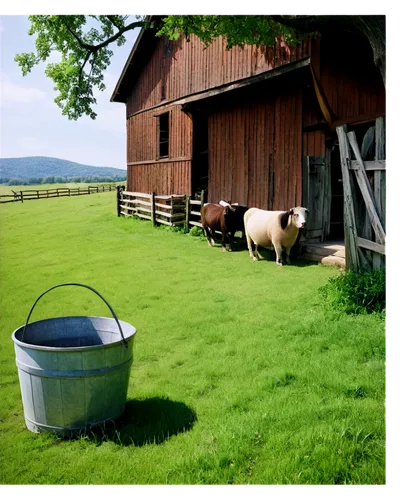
289, 208, 295, 215
305, 208, 309, 213
280, 210, 291, 230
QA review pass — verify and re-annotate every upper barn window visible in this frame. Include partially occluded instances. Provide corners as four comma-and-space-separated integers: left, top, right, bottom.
158, 112, 169, 159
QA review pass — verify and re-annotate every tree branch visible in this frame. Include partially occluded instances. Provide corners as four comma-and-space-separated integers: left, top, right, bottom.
60, 17, 154, 53
78, 50, 91, 85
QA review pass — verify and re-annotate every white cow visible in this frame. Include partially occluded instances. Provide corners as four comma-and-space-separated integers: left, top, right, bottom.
244, 207, 308, 266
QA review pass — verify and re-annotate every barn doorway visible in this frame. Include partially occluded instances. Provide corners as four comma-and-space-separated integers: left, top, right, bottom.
191, 111, 209, 200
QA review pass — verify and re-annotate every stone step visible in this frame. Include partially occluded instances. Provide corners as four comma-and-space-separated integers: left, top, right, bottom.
302, 244, 345, 258
300, 252, 346, 268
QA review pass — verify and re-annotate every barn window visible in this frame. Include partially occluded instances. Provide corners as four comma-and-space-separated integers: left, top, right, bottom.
158, 112, 169, 159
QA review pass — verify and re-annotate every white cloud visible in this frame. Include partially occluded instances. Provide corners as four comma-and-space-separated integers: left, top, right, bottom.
0, 72, 46, 107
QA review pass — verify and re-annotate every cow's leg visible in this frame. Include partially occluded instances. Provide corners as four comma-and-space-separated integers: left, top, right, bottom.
285, 246, 292, 265
221, 231, 227, 252
272, 240, 283, 266
228, 232, 234, 252
255, 244, 265, 260
210, 229, 216, 247
246, 232, 258, 261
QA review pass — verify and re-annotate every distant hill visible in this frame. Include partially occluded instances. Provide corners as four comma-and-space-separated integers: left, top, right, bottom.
0, 156, 127, 183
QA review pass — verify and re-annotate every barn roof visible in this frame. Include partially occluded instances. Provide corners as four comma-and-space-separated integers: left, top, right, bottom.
111, 15, 163, 104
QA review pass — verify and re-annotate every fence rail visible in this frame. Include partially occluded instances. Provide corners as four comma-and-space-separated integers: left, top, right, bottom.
0, 184, 117, 204
117, 189, 245, 241
118, 189, 188, 226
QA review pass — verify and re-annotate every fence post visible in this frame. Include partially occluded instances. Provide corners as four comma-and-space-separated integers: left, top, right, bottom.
200, 190, 205, 209
151, 192, 156, 226
20, 191, 24, 203
117, 185, 122, 217
185, 195, 190, 230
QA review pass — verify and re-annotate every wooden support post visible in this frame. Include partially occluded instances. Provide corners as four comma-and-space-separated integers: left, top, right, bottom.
185, 195, 190, 230
374, 116, 386, 269
200, 190, 205, 209
336, 126, 360, 271
151, 192, 156, 226
20, 191, 24, 203
347, 131, 385, 246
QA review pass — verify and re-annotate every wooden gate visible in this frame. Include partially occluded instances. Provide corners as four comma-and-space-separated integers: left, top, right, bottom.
336, 117, 386, 270
303, 155, 331, 242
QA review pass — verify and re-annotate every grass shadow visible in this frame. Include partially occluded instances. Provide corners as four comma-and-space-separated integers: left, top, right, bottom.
81, 397, 197, 447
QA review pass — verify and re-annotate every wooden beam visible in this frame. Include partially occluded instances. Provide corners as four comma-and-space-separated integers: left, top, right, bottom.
310, 64, 335, 123
127, 157, 192, 166
336, 126, 360, 271
349, 160, 385, 171
127, 57, 311, 119
347, 131, 385, 245
357, 237, 385, 255
329, 113, 385, 131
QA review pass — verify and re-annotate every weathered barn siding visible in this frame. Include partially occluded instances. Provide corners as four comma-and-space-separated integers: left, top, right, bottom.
126, 35, 313, 117
127, 160, 191, 194
208, 86, 303, 210
303, 130, 326, 157
320, 35, 385, 125
126, 105, 192, 194
127, 106, 192, 163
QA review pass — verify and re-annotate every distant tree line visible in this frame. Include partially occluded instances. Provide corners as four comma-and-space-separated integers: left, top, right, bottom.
0, 175, 127, 186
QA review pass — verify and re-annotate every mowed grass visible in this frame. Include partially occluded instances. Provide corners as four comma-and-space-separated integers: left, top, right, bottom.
0, 191, 385, 485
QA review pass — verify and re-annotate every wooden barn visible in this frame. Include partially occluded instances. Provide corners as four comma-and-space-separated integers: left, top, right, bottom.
111, 16, 385, 252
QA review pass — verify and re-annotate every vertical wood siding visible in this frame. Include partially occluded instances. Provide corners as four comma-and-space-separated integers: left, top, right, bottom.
126, 105, 192, 194
208, 86, 303, 210
126, 35, 312, 116
127, 106, 192, 164
127, 161, 191, 195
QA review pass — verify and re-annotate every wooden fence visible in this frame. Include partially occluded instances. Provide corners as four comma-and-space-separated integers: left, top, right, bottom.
0, 184, 117, 204
117, 188, 247, 244
118, 188, 187, 226
336, 116, 385, 270
118, 187, 209, 230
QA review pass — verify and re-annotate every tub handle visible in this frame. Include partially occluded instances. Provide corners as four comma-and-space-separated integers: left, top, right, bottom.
21, 283, 128, 347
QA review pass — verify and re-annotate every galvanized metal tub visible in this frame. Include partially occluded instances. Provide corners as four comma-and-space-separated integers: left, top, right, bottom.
11, 283, 136, 435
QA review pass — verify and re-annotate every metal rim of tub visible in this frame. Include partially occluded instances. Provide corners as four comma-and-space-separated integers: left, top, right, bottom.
11, 283, 136, 351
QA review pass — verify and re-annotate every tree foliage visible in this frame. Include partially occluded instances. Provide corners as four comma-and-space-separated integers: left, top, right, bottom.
156, 15, 304, 48
15, 15, 385, 121
15, 15, 151, 120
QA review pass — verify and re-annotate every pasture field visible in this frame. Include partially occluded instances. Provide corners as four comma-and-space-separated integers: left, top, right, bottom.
0, 191, 385, 485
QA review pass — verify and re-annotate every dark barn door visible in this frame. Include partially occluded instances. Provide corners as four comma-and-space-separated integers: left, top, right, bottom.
191, 111, 209, 199
303, 155, 331, 242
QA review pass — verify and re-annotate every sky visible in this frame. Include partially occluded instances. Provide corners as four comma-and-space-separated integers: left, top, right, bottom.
0, 15, 140, 170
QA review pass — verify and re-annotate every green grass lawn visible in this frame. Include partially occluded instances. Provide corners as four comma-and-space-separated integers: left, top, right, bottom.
0, 191, 385, 485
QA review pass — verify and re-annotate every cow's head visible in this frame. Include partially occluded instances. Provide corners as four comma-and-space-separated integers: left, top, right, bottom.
291, 207, 308, 229
224, 204, 237, 218
280, 207, 308, 230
